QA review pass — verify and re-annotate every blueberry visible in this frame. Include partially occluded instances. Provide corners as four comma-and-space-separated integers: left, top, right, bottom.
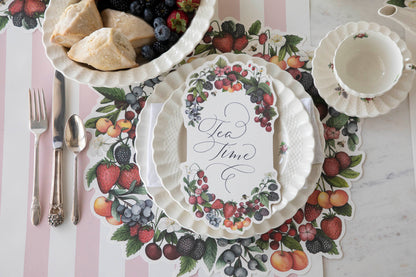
248, 259, 258, 270
234, 267, 248, 277
347, 121, 358, 134
128, 221, 137, 227
217, 238, 228, 247
132, 86, 144, 96
145, 199, 153, 208
254, 211, 263, 221
130, 1, 144, 15
268, 183, 278, 191
230, 244, 242, 256
165, 0, 175, 7
144, 79, 155, 87
121, 215, 131, 223
207, 74, 216, 81
141, 45, 156, 60
152, 76, 161, 84
131, 204, 141, 215
224, 266, 234, 276
155, 25, 171, 41
138, 200, 146, 210
153, 17, 166, 28
268, 191, 280, 201
116, 205, 126, 214
261, 254, 268, 262
139, 217, 148, 225
259, 208, 270, 216
240, 238, 252, 247
142, 206, 152, 217
147, 213, 155, 221
125, 93, 137, 104
131, 215, 140, 221
131, 102, 140, 110
143, 8, 154, 23
124, 209, 132, 218
328, 107, 340, 117
203, 81, 213, 90
222, 250, 236, 263
342, 128, 348, 136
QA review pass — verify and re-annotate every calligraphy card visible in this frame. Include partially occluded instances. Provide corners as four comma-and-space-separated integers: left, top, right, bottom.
180, 56, 282, 233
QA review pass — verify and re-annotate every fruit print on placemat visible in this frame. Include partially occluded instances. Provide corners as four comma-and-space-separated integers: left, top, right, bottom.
0, 0, 48, 32
84, 18, 364, 276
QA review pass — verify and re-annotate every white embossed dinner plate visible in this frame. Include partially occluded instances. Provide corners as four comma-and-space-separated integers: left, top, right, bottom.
135, 54, 322, 238
42, 0, 215, 87
312, 21, 414, 118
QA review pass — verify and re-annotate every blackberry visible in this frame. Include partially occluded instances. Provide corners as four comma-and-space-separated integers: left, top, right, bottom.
165, 0, 175, 7
143, 8, 154, 23
233, 23, 245, 38
152, 41, 170, 55
190, 239, 206, 260
144, 0, 158, 8
130, 0, 145, 16
250, 94, 258, 103
203, 81, 213, 90
23, 16, 37, 29
207, 74, 216, 81
299, 71, 314, 91
221, 20, 235, 35
316, 234, 333, 252
141, 45, 156, 60
115, 145, 131, 165
168, 31, 180, 46
153, 2, 171, 18
306, 238, 322, 254
154, 24, 171, 41
176, 234, 196, 256
12, 12, 24, 27
268, 191, 280, 201
109, 0, 130, 11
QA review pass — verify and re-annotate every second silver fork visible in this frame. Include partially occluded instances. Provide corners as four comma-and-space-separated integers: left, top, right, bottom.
29, 89, 48, 226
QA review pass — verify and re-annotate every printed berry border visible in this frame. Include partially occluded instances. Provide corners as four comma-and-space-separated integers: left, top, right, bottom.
84, 18, 364, 276
0, 0, 48, 32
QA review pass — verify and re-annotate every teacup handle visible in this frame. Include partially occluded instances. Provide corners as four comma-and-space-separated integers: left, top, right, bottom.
405, 63, 416, 71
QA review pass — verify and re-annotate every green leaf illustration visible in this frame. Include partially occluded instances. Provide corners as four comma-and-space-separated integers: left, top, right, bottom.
194, 44, 212, 55
216, 251, 227, 269
333, 203, 352, 217
282, 236, 303, 251
246, 245, 262, 253
100, 97, 113, 104
93, 87, 126, 102
126, 236, 144, 257
284, 35, 303, 46
323, 175, 349, 188
111, 224, 131, 241
96, 105, 116, 113
278, 45, 287, 62
86, 160, 101, 187
255, 238, 269, 250
177, 256, 197, 276
111, 198, 120, 221
258, 192, 269, 207
216, 57, 227, 68
387, 0, 406, 7
339, 168, 360, 179
253, 256, 267, 272
203, 238, 217, 272
248, 20, 261, 35
258, 82, 271, 95
350, 154, 362, 167
132, 185, 147, 195
251, 187, 259, 195
107, 143, 116, 160
348, 134, 359, 151
326, 113, 349, 130
0, 16, 9, 31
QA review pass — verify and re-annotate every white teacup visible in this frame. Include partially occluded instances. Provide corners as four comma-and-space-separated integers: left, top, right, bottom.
333, 30, 414, 98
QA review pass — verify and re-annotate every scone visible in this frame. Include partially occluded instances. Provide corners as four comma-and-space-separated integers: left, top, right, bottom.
67, 28, 138, 71
101, 9, 155, 50
51, 0, 103, 48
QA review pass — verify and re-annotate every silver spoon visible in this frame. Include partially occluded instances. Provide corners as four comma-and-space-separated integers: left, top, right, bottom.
64, 114, 87, 225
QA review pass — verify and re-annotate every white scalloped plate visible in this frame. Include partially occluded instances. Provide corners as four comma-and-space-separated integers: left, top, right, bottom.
42, 0, 216, 87
135, 53, 323, 238
312, 21, 414, 118
153, 65, 315, 235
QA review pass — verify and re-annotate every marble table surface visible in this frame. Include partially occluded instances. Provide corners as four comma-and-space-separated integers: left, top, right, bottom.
311, 0, 416, 276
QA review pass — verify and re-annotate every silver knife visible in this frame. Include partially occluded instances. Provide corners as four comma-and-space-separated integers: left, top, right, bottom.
48, 70, 65, 227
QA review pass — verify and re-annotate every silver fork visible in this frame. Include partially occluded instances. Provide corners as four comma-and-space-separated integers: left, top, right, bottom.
29, 89, 48, 226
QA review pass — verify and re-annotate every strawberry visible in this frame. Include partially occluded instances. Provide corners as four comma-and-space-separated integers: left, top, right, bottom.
263, 93, 274, 106
130, 224, 140, 237
232, 65, 242, 73
212, 33, 233, 53
118, 163, 141, 189
293, 208, 304, 224
167, 10, 189, 33
304, 203, 322, 222
321, 215, 342, 240
138, 226, 155, 243
223, 202, 237, 219
8, 0, 24, 16
211, 199, 223, 209
176, 0, 200, 12
96, 161, 120, 193
232, 35, 248, 52
24, 0, 46, 17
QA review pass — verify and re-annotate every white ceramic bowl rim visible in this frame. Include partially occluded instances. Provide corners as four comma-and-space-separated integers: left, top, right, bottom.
333, 30, 405, 98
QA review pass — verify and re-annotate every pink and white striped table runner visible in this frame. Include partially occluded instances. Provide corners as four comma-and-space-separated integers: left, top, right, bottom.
0, 1, 317, 276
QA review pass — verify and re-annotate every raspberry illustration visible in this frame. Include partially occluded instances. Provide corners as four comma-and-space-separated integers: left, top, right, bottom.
259, 33, 267, 45
130, 224, 140, 237
176, 234, 196, 256
114, 144, 131, 165
293, 208, 304, 224
190, 239, 206, 260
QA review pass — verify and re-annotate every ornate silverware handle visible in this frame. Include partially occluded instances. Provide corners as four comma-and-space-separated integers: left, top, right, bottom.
48, 148, 64, 226
31, 136, 41, 226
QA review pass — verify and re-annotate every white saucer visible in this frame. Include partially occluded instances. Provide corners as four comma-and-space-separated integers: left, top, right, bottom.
312, 21, 414, 118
